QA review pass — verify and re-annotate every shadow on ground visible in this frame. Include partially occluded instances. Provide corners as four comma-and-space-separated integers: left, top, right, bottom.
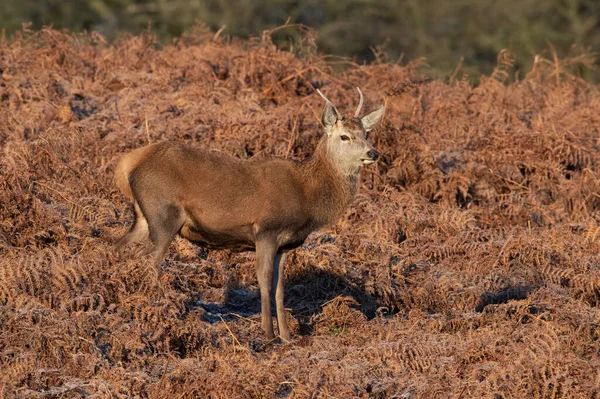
194, 269, 379, 336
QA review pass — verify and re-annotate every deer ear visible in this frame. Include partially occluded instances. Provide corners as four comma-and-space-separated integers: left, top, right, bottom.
321, 102, 339, 135
361, 105, 385, 132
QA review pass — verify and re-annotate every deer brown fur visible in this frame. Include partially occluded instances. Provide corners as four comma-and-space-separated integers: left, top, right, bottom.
114, 88, 385, 340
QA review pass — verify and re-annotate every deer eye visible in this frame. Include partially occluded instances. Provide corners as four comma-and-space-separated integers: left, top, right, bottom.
340, 135, 350, 141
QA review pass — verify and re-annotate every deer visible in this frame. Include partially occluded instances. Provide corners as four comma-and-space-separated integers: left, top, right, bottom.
113, 87, 385, 341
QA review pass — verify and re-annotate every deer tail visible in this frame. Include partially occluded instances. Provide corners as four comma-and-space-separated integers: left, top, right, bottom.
114, 145, 156, 200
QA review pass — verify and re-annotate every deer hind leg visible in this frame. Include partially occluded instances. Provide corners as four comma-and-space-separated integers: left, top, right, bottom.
272, 252, 290, 341
256, 238, 278, 340
114, 201, 149, 252
138, 200, 185, 278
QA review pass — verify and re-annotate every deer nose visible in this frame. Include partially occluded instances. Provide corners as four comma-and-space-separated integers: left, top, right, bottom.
367, 150, 380, 161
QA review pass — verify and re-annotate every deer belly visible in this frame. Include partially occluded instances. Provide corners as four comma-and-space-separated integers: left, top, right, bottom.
277, 226, 313, 250
179, 223, 255, 252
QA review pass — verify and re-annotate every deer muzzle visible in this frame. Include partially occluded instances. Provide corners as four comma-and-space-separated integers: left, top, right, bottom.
361, 150, 380, 165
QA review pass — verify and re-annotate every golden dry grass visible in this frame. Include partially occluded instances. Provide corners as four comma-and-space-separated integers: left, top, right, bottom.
1, 26, 599, 398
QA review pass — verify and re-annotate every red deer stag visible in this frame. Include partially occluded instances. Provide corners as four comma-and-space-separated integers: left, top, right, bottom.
114, 88, 385, 340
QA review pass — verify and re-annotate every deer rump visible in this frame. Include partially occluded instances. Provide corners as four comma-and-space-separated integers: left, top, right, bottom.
117, 141, 317, 253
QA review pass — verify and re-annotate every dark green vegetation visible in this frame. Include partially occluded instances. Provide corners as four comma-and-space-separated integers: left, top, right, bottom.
2, 0, 599, 79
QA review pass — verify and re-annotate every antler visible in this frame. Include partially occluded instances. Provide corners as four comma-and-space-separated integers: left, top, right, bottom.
354, 87, 364, 118
316, 88, 332, 104
316, 88, 341, 119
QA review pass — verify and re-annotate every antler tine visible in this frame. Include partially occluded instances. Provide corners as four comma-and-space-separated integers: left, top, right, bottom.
316, 88, 332, 104
316, 88, 341, 118
354, 86, 364, 118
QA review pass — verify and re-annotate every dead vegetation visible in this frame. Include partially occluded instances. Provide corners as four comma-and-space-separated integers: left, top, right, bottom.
1, 25, 600, 398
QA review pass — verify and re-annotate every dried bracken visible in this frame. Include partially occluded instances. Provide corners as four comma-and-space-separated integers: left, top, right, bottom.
0, 26, 599, 398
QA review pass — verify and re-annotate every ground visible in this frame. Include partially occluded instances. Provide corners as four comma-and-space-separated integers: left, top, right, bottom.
0, 28, 599, 398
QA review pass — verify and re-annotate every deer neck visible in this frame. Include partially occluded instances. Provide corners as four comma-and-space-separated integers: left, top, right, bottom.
301, 141, 358, 227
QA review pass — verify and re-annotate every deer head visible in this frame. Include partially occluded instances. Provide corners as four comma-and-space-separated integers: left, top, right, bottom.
317, 87, 385, 176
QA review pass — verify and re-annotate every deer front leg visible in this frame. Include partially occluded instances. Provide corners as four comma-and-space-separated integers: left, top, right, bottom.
256, 239, 278, 339
272, 252, 290, 341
